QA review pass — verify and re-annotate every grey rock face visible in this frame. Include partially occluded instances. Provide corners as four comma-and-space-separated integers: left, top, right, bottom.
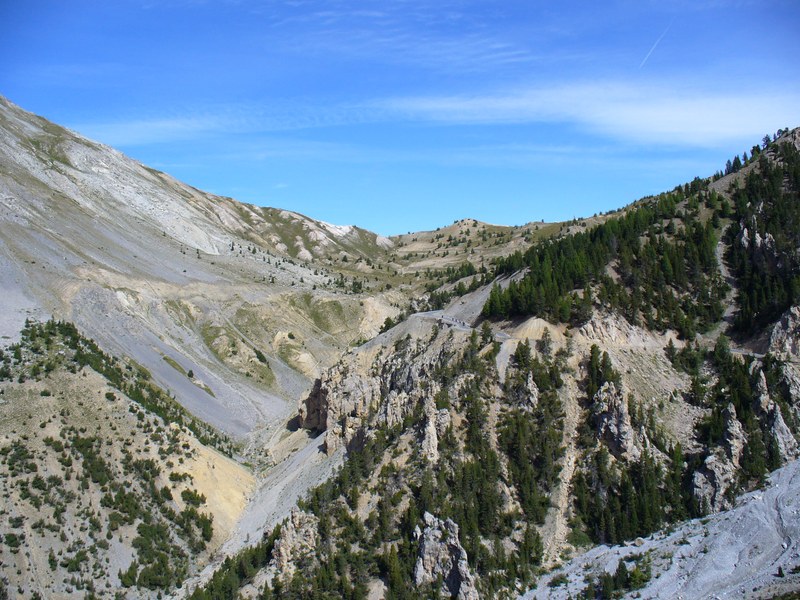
592, 381, 641, 461
413, 512, 480, 600
738, 220, 778, 269
524, 459, 800, 600
270, 509, 319, 582
508, 371, 539, 410
692, 404, 746, 512
783, 363, 800, 422
298, 359, 383, 453
769, 305, 800, 359
298, 329, 458, 454
297, 377, 329, 432
753, 369, 798, 462
767, 305, 800, 424
420, 397, 441, 463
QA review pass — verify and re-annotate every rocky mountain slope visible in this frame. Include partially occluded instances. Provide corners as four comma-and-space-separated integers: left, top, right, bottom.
0, 95, 406, 441
197, 128, 800, 599
0, 320, 251, 597
525, 457, 800, 599
1, 96, 799, 599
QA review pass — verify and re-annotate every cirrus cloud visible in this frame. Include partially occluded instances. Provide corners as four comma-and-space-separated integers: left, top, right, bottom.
372, 81, 800, 147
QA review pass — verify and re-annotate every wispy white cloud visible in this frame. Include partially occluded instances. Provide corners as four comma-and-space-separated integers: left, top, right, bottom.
72, 79, 799, 151
204, 135, 713, 176
72, 114, 238, 146
247, 1, 556, 74
372, 82, 800, 147
7, 62, 124, 88
69, 102, 372, 147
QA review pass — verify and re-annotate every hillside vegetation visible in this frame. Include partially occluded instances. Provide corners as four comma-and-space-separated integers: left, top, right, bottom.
187, 130, 800, 599
1, 95, 799, 600
0, 320, 252, 598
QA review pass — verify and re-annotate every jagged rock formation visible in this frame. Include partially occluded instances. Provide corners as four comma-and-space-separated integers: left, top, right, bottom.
508, 370, 539, 410
299, 322, 463, 453
591, 381, 642, 461
783, 365, 800, 420
413, 512, 480, 600
753, 368, 798, 462
420, 396, 451, 463
692, 403, 746, 512
269, 509, 319, 583
298, 354, 385, 453
770, 306, 800, 423
296, 377, 329, 432
578, 311, 656, 349
739, 223, 777, 257
738, 212, 781, 275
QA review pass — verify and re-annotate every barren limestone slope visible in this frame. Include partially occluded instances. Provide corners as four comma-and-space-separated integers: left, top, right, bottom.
0, 96, 400, 439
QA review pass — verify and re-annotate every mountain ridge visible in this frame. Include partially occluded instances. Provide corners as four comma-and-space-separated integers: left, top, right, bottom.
1, 95, 799, 599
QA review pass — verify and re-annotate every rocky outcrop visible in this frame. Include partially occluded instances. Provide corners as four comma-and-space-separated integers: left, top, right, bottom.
420, 397, 440, 462
591, 381, 641, 461
420, 397, 451, 463
298, 357, 383, 453
738, 218, 779, 270
413, 512, 480, 600
297, 377, 328, 432
782, 364, 800, 420
753, 369, 798, 462
507, 370, 539, 410
767, 305, 800, 422
299, 325, 462, 454
692, 404, 746, 512
770, 305, 800, 360
578, 311, 656, 348
270, 509, 319, 583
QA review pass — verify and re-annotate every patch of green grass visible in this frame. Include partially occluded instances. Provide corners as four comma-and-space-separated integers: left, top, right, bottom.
30, 137, 72, 168
162, 356, 186, 376
250, 362, 276, 388
193, 381, 215, 398
143, 165, 165, 177
200, 324, 223, 349
288, 293, 348, 334
276, 341, 301, 369
164, 300, 195, 326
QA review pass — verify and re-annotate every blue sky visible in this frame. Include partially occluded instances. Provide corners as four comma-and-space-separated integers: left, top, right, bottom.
2, 1, 798, 235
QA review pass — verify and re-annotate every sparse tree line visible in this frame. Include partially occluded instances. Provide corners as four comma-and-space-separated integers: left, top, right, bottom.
1, 318, 234, 455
